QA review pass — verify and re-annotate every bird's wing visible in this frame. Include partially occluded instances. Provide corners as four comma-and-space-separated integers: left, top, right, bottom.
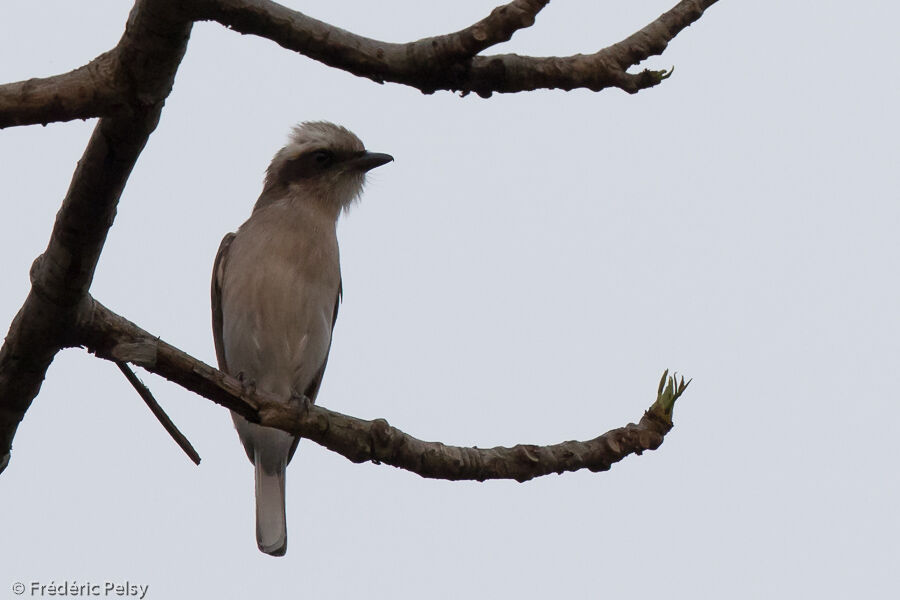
287, 280, 341, 462
211, 231, 237, 373
301, 278, 342, 403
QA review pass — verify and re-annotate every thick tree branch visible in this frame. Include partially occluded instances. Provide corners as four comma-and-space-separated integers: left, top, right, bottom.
191, 0, 719, 96
0, 115, 160, 472
0, 53, 125, 129
0, 0, 192, 472
75, 297, 687, 482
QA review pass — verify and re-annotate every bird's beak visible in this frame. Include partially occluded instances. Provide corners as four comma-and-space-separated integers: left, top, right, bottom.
347, 151, 394, 172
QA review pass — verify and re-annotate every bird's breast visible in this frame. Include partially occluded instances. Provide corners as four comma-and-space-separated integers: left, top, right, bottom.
220, 206, 341, 399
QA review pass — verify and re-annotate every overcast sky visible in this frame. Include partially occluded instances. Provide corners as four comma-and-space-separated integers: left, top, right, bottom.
1, 1, 898, 598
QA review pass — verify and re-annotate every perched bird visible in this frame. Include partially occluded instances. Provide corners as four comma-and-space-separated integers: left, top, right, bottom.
211, 122, 392, 556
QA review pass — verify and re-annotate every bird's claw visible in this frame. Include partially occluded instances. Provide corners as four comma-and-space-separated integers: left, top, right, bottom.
288, 393, 313, 416
237, 372, 257, 397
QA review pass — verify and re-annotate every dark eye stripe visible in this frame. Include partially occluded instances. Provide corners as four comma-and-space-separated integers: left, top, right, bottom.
278, 149, 340, 183
312, 150, 333, 165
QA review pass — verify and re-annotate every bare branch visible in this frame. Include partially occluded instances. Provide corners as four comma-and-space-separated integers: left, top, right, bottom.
115, 361, 202, 465
609, 0, 713, 70
76, 297, 686, 482
0, 0, 718, 130
0, 0, 192, 472
0, 114, 160, 473
446, 0, 722, 97
190, 0, 549, 71
415, 0, 551, 60
191, 0, 719, 95
0, 53, 123, 129
0, 290, 64, 475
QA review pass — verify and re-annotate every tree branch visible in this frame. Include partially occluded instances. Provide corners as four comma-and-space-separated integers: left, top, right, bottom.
0, 0, 716, 129
0, 53, 125, 129
0, 0, 192, 472
75, 297, 687, 482
405, 0, 551, 60
191, 0, 719, 96
0, 0, 720, 130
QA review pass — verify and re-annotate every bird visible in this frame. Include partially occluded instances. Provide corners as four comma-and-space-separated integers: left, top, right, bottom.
211, 121, 392, 556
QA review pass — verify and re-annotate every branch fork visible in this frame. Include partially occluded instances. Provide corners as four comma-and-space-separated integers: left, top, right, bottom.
0, 0, 715, 476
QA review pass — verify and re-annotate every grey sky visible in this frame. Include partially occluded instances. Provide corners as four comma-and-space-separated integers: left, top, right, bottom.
1, 1, 898, 598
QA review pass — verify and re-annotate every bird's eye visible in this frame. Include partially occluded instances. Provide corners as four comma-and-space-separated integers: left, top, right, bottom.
312, 150, 333, 166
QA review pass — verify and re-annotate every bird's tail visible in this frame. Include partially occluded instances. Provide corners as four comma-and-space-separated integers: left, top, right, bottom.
254, 455, 288, 557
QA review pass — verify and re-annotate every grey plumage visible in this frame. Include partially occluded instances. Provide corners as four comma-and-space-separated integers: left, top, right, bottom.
211, 122, 392, 556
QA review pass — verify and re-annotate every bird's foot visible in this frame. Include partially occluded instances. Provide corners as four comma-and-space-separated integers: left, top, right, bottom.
288, 392, 313, 417
237, 372, 257, 397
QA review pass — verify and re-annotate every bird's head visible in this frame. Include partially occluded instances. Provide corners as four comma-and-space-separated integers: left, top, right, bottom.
259, 121, 393, 214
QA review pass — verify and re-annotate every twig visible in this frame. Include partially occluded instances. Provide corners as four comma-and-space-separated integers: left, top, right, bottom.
115, 360, 201, 465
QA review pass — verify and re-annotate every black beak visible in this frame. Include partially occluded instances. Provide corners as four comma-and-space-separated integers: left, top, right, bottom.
348, 151, 394, 172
